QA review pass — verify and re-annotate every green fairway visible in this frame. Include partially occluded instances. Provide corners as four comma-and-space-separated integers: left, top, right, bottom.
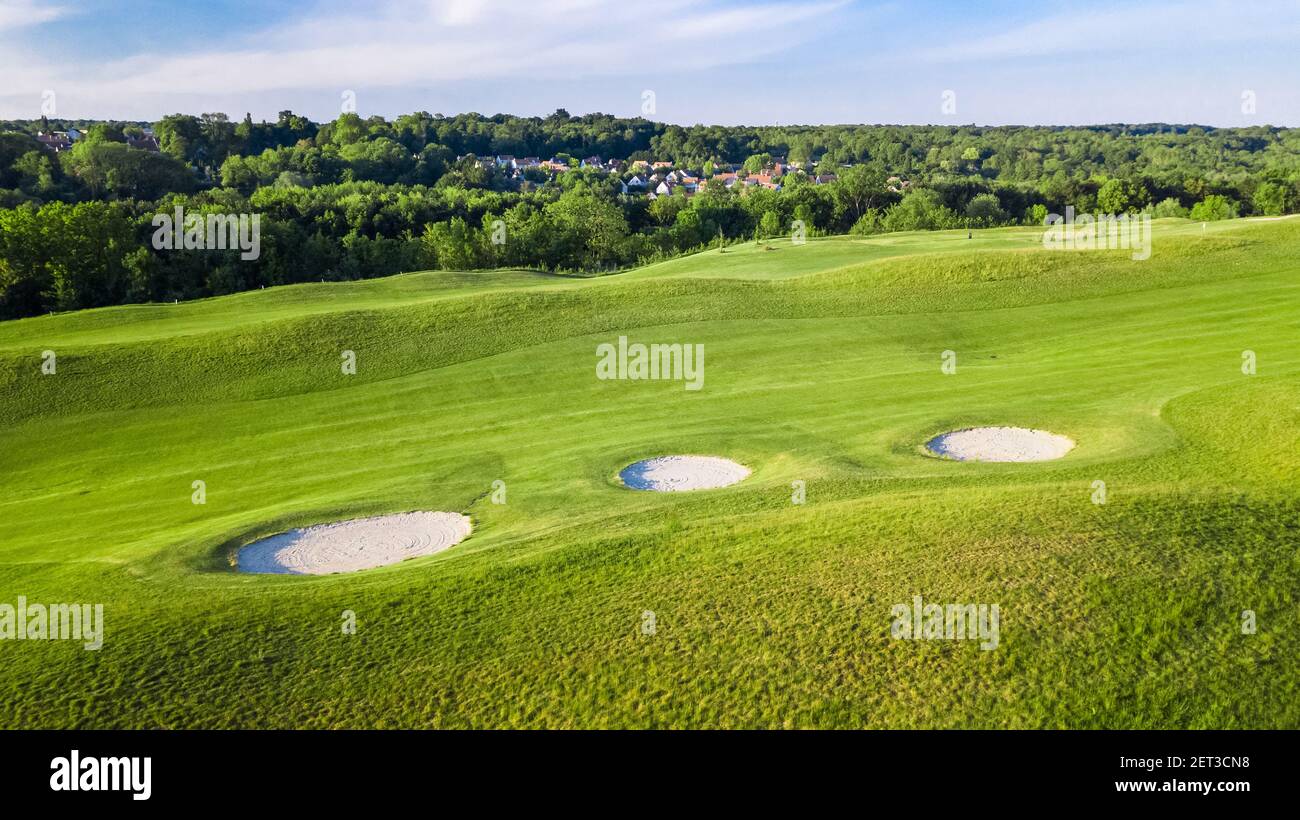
1, 216, 1297, 728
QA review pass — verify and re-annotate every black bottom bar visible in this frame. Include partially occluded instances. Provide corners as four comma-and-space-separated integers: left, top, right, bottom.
2, 729, 1287, 808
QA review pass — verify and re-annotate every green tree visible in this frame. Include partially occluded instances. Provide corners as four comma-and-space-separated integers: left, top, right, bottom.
12, 150, 57, 194
1189, 194, 1239, 221
421, 217, 484, 269
965, 193, 1007, 227
83, 123, 127, 144
330, 113, 368, 147
648, 192, 689, 226
757, 210, 782, 239
0, 133, 44, 188
1096, 178, 1149, 214
1151, 197, 1189, 219
545, 191, 629, 268
742, 153, 772, 173
882, 189, 960, 232
849, 209, 884, 235
829, 164, 887, 223
339, 138, 416, 184
1252, 182, 1289, 216
199, 113, 236, 166
154, 114, 204, 163
62, 141, 195, 199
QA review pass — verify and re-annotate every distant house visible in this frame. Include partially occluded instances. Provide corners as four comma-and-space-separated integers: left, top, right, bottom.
541, 157, 571, 171
651, 160, 674, 170
127, 135, 160, 152
580, 155, 603, 168
814, 174, 838, 184
517, 156, 541, 169
36, 132, 72, 152
886, 175, 911, 192
654, 181, 675, 196
65, 128, 83, 142
495, 154, 516, 168
626, 175, 647, 189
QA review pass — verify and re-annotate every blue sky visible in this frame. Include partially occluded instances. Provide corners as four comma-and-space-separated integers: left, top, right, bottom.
2, 0, 1298, 125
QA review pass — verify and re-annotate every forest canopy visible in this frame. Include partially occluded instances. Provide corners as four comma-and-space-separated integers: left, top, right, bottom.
2, 109, 1298, 319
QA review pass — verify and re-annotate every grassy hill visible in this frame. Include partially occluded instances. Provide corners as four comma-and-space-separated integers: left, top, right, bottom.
1, 217, 1297, 728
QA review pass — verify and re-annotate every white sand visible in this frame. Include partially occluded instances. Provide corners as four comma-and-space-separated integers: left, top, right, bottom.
238, 511, 471, 575
620, 456, 750, 491
926, 427, 1075, 462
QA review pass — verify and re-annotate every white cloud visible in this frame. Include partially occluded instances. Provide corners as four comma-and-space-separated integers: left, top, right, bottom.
0, 0, 844, 117
0, 0, 64, 32
916, 0, 1300, 63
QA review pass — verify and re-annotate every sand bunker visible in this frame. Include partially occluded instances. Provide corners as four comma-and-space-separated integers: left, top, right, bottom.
620, 456, 750, 491
926, 427, 1075, 462
238, 511, 471, 575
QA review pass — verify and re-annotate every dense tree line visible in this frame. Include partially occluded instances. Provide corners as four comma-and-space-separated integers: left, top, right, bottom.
2, 110, 1299, 319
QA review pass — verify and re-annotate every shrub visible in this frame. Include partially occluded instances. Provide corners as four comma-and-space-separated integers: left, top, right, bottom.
1189, 195, 1239, 222
965, 193, 1008, 227
849, 209, 884, 235
1151, 197, 1190, 219
882, 189, 960, 232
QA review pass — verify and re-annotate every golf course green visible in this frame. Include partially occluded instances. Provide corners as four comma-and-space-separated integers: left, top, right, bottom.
1, 216, 1297, 728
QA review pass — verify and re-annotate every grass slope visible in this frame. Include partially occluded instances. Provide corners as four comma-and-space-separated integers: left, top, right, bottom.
0, 217, 1297, 728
